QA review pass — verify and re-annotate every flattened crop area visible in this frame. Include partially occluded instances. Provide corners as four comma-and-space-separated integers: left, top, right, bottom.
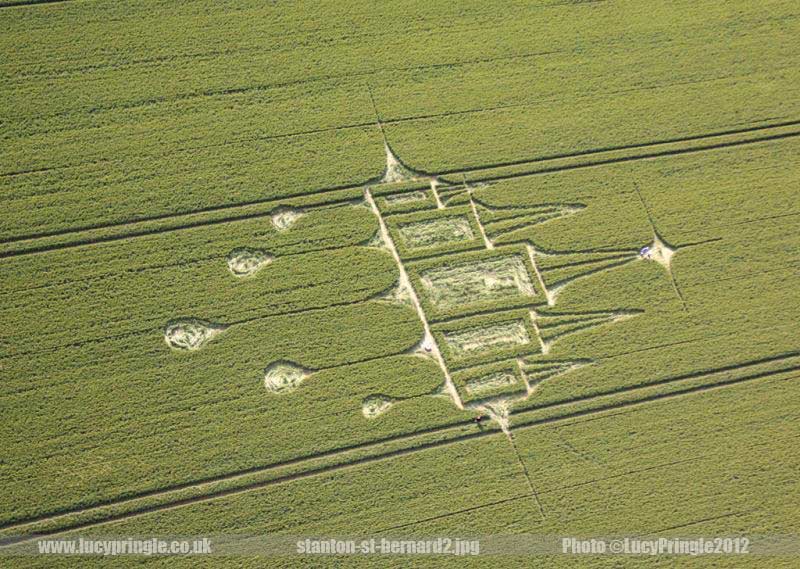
1, 1, 799, 566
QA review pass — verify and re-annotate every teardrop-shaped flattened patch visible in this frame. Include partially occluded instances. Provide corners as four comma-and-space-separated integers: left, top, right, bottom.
227, 247, 273, 277
362, 395, 395, 419
263, 361, 309, 394
164, 319, 226, 351
270, 206, 305, 231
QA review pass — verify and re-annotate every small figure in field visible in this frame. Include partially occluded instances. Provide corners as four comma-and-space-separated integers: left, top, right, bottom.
473, 414, 487, 430
639, 246, 652, 260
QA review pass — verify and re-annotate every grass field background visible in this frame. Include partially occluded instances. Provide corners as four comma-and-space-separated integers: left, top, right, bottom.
1, 0, 799, 567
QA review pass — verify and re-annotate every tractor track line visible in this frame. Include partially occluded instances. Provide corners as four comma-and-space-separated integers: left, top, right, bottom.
0, 428, 491, 541
2, 120, 800, 260
0, 237, 375, 297
0, 0, 72, 8
443, 128, 800, 186
437, 118, 800, 178
2, 65, 767, 150
2, 354, 798, 541
4, 366, 795, 544
0, 185, 365, 248
516, 351, 800, 417
651, 510, 756, 535
0, 195, 369, 259
0, 290, 405, 364
2, 48, 566, 122
513, 368, 800, 435
380, 456, 703, 532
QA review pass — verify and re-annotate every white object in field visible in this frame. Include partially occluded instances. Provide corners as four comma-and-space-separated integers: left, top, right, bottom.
640, 236, 676, 269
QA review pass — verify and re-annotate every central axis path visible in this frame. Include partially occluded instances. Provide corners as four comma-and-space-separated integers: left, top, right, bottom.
364, 188, 464, 410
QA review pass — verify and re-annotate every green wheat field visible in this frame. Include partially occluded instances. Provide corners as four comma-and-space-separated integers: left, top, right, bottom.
1, 1, 799, 567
